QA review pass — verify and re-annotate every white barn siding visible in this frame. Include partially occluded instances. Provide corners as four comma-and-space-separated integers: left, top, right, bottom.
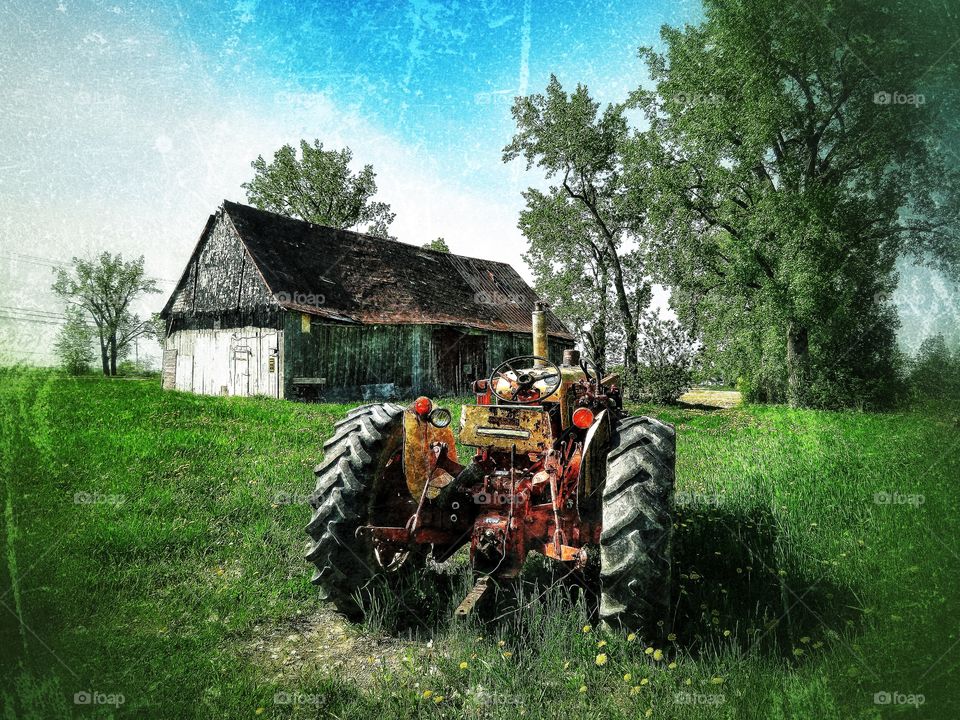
164, 326, 283, 398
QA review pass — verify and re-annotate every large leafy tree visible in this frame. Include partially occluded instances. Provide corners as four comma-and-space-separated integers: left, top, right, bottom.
632, 0, 960, 407
53, 253, 160, 376
243, 140, 395, 238
505, 77, 651, 376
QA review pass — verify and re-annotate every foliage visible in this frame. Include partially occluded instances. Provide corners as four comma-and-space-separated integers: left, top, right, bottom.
53, 305, 95, 375
505, 77, 651, 376
627, 311, 697, 403
908, 334, 960, 400
243, 139, 395, 238
628, 0, 960, 408
2, 373, 959, 718
423, 237, 450, 252
52, 252, 160, 376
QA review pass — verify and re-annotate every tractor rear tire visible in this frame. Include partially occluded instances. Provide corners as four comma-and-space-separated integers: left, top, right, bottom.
599, 415, 675, 633
305, 402, 413, 620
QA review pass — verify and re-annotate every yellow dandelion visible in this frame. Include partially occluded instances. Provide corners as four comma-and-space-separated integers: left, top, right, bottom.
255, 709, 264, 716
578, 685, 587, 694
476, 635, 484, 641
645, 708, 653, 717
778, 569, 787, 577
652, 649, 664, 662
498, 639, 506, 647
640, 678, 649, 686
667, 633, 676, 641
668, 662, 677, 670
597, 640, 607, 648
723, 630, 731, 637
459, 661, 469, 670
623, 673, 632, 682
582, 624, 592, 633
595, 653, 608, 666
433, 695, 444, 704
684, 678, 692, 686
627, 632, 637, 642
563, 661, 571, 670
422, 690, 433, 699
630, 685, 642, 696
793, 648, 805, 657
502, 651, 513, 659
644, 647, 654, 655
710, 677, 725, 685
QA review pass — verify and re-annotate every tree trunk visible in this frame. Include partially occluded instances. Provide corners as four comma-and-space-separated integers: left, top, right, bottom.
109, 334, 118, 376
786, 323, 811, 407
98, 330, 109, 376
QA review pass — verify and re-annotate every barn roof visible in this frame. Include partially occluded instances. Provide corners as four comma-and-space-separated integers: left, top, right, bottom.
163, 201, 573, 340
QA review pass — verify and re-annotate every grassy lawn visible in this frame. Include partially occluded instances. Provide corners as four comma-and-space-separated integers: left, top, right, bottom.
1, 369, 958, 718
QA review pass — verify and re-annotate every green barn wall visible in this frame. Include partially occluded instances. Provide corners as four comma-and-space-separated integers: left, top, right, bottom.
283, 313, 572, 400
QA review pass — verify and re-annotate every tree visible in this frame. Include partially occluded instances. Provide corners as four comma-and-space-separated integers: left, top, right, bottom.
631, 0, 960, 407
423, 237, 450, 252
243, 140, 395, 238
519, 188, 620, 373
54, 306, 95, 375
630, 311, 697, 404
505, 77, 651, 379
52, 253, 160, 376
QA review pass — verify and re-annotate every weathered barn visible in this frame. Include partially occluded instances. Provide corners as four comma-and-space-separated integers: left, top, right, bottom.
159, 201, 574, 400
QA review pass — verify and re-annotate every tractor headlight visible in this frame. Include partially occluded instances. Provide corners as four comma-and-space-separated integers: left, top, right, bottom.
429, 408, 452, 428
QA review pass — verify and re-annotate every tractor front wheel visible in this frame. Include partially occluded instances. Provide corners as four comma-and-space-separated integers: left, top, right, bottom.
305, 402, 418, 620
599, 415, 675, 633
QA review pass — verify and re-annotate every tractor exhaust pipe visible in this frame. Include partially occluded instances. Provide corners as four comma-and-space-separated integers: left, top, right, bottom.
532, 301, 548, 364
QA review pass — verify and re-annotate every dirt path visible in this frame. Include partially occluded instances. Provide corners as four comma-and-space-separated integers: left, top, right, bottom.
679, 387, 742, 408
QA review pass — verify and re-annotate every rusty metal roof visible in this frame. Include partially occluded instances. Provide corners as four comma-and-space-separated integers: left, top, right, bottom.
209, 201, 573, 339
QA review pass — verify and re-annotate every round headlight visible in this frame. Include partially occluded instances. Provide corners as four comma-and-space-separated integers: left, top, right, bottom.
429, 407, 452, 428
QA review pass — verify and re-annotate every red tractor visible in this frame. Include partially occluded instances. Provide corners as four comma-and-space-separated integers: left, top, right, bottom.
306, 305, 675, 631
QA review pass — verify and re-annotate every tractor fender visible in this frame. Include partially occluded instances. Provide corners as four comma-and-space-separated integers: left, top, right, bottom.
578, 409, 612, 516
402, 409, 459, 500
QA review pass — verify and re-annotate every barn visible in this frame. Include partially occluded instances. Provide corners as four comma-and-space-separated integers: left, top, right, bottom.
159, 201, 574, 400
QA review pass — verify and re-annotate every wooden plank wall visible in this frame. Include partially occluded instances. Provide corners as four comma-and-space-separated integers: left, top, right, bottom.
165, 326, 282, 397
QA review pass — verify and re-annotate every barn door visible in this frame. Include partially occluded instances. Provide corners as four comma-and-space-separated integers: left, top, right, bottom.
432, 329, 487, 395
231, 340, 251, 396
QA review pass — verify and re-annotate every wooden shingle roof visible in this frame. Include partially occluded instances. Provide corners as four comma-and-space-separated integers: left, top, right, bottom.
163, 200, 573, 340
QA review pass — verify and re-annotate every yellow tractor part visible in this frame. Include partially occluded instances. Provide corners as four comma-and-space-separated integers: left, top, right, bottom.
402, 409, 458, 500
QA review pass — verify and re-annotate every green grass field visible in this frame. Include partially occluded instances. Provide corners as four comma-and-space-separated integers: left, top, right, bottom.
1, 369, 958, 718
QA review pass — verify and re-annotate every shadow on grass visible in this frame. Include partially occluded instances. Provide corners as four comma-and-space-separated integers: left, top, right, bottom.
341, 506, 859, 664
669, 504, 859, 659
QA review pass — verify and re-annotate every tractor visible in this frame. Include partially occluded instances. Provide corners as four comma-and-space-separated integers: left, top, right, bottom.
305, 303, 675, 631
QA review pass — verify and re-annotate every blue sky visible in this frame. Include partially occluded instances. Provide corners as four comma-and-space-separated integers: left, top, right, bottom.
1, 0, 702, 364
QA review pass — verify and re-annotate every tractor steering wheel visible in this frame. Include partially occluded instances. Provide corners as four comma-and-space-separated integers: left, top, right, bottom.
489, 355, 563, 404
